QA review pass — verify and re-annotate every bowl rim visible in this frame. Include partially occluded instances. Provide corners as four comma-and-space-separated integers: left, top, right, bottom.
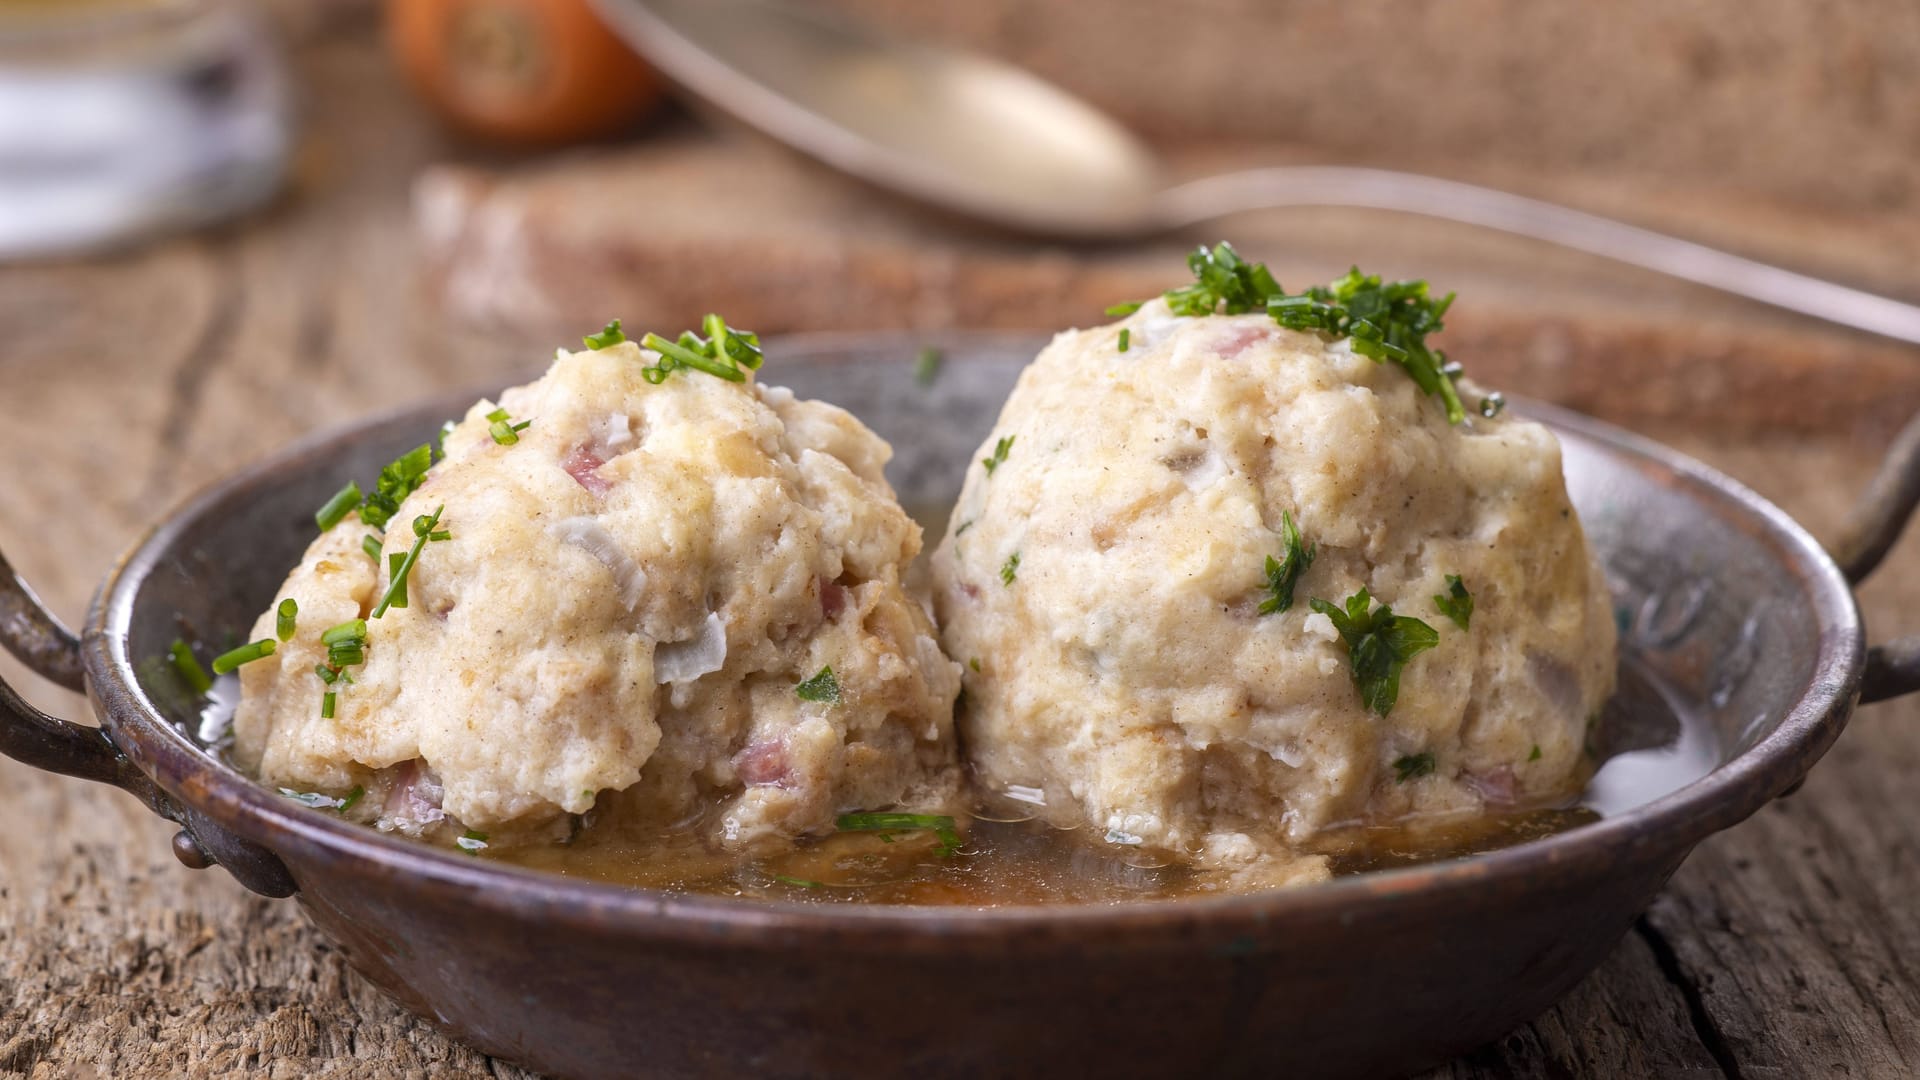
83, 332, 1864, 943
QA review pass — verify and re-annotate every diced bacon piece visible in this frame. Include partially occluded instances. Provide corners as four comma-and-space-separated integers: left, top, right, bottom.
734, 739, 790, 787
1214, 324, 1272, 358
820, 579, 850, 619
562, 447, 611, 494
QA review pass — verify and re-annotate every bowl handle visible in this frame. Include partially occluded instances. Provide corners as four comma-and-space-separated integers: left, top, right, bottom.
1836, 412, 1920, 702
0, 549, 297, 898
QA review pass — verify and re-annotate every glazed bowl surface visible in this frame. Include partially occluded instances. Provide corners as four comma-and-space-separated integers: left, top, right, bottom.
2, 333, 1866, 1079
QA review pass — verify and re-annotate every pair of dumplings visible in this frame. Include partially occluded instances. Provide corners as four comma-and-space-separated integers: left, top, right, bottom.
233, 294, 1614, 881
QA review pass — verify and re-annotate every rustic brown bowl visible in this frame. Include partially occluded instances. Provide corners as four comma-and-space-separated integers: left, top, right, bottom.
3, 333, 1911, 1079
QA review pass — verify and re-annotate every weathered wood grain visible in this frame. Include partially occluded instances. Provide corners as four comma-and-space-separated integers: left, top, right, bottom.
4, 18, 1920, 1080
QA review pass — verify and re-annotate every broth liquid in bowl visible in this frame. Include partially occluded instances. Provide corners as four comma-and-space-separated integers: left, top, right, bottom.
490, 658, 1707, 905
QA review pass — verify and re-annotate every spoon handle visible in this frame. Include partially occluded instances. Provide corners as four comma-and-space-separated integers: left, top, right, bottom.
1154, 166, 1920, 349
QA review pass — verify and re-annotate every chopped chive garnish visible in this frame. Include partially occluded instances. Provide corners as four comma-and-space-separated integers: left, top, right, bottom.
321, 620, 367, 646
337, 785, 365, 813
583, 319, 626, 350
1393, 752, 1437, 782
320, 691, 337, 718
1109, 244, 1468, 423
1257, 511, 1316, 615
275, 598, 298, 642
1105, 300, 1143, 317
795, 666, 841, 704
1117, 328, 1131, 353
168, 639, 212, 695
641, 331, 747, 382
704, 312, 765, 371
914, 345, 943, 387
313, 663, 340, 685
969, 657, 981, 672
835, 812, 963, 856
1433, 574, 1473, 630
315, 482, 362, 532
457, 830, 489, 853
1528, 744, 1543, 762
486, 407, 531, 445
981, 435, 1014, 476
362, 533, 382, 561
1309, 588, 1440, 717
372, 506, 443, 618
954, 519, 974, 538
387, 553, 409, 609
1000, 552, 1020, 586
359, 444, 434, 530
211, 639, 277, 675
771, 874, 824, 889
633, 315, 760, 382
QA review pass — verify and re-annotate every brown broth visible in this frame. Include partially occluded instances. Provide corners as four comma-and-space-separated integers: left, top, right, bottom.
494, 804, 1602, 905
487, 655, 1702, 905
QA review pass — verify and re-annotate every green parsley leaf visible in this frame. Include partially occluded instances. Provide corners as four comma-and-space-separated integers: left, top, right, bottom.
836, 812, 963, 856
1392, 752, 1436, 782
168, 639, 212, 695
795, 666, 841, 704
1309, 588, 1441, 716
275, 598, 298, 642
1148, 242, 1285, 317
981, 435, 1014, 476
1000, 552, 1020, 586
583, 319, 627, 350
914, 345, 943, 387
1108, 245, 1470, 424
1273, 267, 1465, 424
211, 639, 277, 675
315, 482, 363, 533
1258, 510, 1316, 615
1434, 574, 1473, 630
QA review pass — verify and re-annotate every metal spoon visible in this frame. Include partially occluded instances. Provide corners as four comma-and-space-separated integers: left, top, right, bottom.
592, 0, 1920, 349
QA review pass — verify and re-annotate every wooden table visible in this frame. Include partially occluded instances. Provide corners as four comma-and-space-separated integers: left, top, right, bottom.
4, 22, 1920, 1080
